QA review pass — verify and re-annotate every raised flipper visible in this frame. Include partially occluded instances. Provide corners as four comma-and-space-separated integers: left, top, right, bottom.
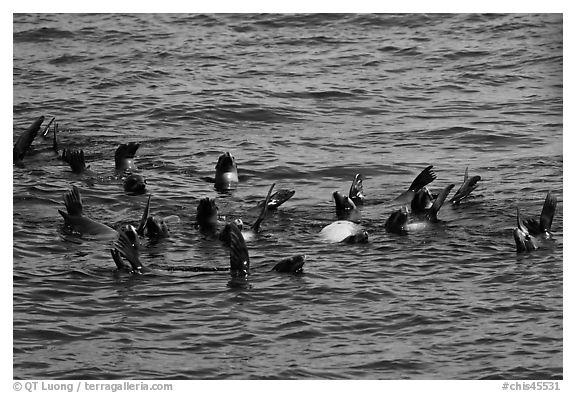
251, 183, 275, 233
63, 185, 84, 217
137, 195, 152, 236
228, 222, 250, 279
514, 207, 537, 252
539, 192, 557, 235
272, 255, 306, 274
256, 188, 295, 210
427, 183, 455, 221
41, 116, 55, 138
349, 174, 365, 205
115, 142, 140, 170
450, 167, 481, 205
110, 248, 132, 272
66, 149, 88, 174
52, 121, 59, 153
393, 165, 437, 205
113, 225, 143, 273
13, 116, 44, 164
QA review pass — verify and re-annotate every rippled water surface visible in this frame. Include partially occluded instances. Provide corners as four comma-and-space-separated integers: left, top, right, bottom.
13, 13, 562, 379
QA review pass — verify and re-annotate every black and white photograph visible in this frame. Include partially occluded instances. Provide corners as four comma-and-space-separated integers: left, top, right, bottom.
12, 9, 564, 384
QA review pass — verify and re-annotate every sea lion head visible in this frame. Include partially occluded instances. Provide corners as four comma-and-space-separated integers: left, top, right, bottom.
115, 142, 140, 171
411, 187, 434, 213
385, 206, 409, 234
333, 191, 357, 211
145, 216, 169, 238
123, 174, 147, 194
214, 152, 238, 191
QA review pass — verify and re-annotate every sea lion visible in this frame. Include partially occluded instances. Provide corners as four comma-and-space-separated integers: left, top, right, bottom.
196, 183, 275, 244
410, 186, 435, 213
514, 191, 557, 252
385, 183, 455, 234
58, 185, 117, 239
227, 221, 251, 288
214, 152, 239, 191
227, 221, 306, 287
136, 195, 171, 238
59, 143, 146, 194
392, 165, 437, 206
450, 166, 481, 205
123, 174, 147, 194
333, 174, 365, 220
13, 116, 45, 166
115, 142, 140, 171
319, 220, 368, 244
111, 218, 305, 277
272, 255, 307, 274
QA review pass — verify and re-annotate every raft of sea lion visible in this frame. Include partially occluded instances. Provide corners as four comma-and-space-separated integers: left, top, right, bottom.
13, 115, 560, 287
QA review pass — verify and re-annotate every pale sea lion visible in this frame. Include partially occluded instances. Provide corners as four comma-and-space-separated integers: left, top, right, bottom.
514, 191, 557, 252
214, 152, 239, 191
319, 220, 368, 244
58, 185, 117, 239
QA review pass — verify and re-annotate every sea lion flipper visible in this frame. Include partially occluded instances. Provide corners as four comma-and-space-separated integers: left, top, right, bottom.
349, 174, 365, 205
408, 165, 436, 192
137, 195, 152, 235
114, 226, 143, 273
41, 116, 55, 138
13, 115, 44, 163
428, 184, 455, 220
450, 173, 481, 205
228, 222, 250, 278
251, 183, 275, 232
64, 185, 83, 216
539, 191, 557, 233
110, 248, 131, 271
263, 188, 295, 210
67, 149, 87, 174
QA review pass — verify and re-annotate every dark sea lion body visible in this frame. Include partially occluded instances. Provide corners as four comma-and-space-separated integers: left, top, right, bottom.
58, 185, 117, 239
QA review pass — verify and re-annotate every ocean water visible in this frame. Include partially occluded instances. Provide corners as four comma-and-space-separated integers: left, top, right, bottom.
13, 13, 563, 379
